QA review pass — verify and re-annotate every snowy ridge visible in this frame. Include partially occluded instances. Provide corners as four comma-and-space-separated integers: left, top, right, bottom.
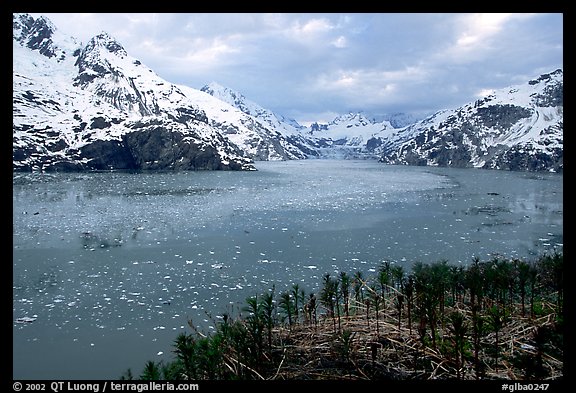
377, 70, 563, 172
303, 112, 396, 159
13, 13, 80, 62
198, 82, 316, 160
308, 112, 394, 141
201, 82, 305, 136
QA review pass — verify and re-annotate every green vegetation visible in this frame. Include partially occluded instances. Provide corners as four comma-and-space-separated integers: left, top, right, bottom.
121, 252, 563, 380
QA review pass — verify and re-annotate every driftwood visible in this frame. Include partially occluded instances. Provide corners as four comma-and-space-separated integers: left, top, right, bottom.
260, 294, 563, 380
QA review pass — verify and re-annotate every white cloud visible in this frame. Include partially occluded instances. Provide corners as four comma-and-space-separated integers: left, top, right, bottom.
182, 39, 239, 67
315, 66, 426, 92
292, 18, 334, 36
332, 36, 347, 48
442, 13, 538, 63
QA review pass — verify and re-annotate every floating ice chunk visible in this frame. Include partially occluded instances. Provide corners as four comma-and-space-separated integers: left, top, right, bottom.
15, 316, 37, 323
303, 265, 317, 270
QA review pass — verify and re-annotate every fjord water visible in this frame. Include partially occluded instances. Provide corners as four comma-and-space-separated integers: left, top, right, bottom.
13, 160, 562, 379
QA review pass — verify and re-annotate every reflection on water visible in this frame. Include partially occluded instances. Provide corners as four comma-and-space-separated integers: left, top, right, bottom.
13, 161, 562, 379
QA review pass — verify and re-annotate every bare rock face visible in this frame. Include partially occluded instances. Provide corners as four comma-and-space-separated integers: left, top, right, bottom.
75, 129, 217, 171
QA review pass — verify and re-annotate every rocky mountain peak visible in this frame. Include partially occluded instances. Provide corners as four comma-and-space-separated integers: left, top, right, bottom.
13, 13, 62, 60
528, 68, 562, 86
330, 112, 373, 127
528, 69, 563, 108
88, 32, 127, 56
73, 32, 129, 87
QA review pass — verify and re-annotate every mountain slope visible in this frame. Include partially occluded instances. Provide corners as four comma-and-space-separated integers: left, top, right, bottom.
303, 112, 395, 159
13, 13, 256, 171
377, 70, 563, 172
199, 82, 320, 160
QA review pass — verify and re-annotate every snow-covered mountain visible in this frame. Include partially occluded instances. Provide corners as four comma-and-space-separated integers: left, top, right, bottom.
12, 13, 314, 172
378, 70, 563, 172
13, 13, 257, 171
301, 72, 563, 172
304, 112, 396, 159
13, 13, 562, 173
201, 82, 305, 136
370, 112, 426, 129
199, 82, 320, 160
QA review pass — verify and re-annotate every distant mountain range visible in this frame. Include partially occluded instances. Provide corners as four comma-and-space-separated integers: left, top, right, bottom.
13, 13, 563, 173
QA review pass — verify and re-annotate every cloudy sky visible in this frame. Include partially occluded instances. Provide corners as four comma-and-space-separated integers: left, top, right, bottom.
32, 12, 563, 125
